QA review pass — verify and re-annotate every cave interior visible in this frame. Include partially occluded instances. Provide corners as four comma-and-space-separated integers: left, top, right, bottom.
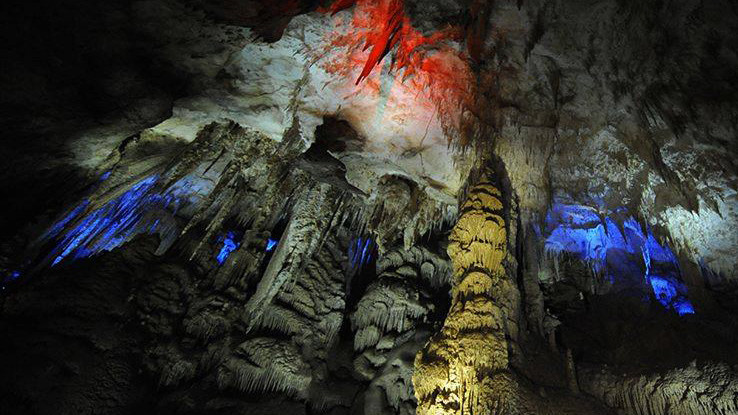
1, 0, 737, 414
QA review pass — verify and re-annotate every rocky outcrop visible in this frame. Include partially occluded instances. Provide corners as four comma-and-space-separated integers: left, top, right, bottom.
353, 245, 451, 414
580, 362, 738, 415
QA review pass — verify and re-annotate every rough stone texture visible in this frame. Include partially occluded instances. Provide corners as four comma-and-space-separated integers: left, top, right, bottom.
485, 0, 738, 278
580, 362, 738, 415
353, 246, 451, 414
1, 0, 737, 414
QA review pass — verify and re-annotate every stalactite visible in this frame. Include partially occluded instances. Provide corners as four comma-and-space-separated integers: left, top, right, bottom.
320, 0, 462, 86
219, 360, 309, 397
198, 345, 227, 375
352, 288, 427, 335
542, 200, 696, 314
241, 182, 343, 332
184, 313, 228, 343
357, 175, 458, 252
321, 313, 343, 348
39, 173, 199, 267
251, 306, 301, 335
350, 245, 449, 355
377, 246, 452, 288
176, 125, 282, 259
32, 122, 281, 271
208, 229, 270, 289
216, 338, 312, 398
354, 326, 383, 351
318, 0, 476, 144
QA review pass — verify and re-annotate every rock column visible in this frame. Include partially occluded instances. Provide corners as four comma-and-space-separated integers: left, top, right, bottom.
413, 174, 519, 414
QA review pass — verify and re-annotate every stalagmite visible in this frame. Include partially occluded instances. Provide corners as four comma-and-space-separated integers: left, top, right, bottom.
411, 174, 604, 414
413, 173, 521, 414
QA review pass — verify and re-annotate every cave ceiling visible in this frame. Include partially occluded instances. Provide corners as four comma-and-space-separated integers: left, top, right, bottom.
10, 0, 734, 275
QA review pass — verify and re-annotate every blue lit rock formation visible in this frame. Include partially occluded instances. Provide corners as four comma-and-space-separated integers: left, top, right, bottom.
348, 237, 375, 270
45, 175, 195, 266
216, 231, 241, 265
541, 200, 694, 315
265, 238, 278, 252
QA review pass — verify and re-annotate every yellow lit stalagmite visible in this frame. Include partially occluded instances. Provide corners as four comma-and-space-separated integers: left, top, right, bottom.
413, 174, 521, 414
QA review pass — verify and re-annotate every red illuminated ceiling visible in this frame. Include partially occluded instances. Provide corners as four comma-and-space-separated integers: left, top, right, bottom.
320, 0, 463, 85
318, 0, 477, 141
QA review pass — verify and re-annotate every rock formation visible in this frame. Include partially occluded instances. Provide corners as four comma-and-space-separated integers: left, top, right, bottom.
0, 0, 737, 414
